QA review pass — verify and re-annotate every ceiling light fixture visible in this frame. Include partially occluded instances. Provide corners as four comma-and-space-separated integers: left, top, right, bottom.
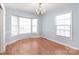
36, 3, 46, 15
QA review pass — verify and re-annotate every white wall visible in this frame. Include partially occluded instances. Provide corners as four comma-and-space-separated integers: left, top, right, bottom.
0, 4, 5, 52
41, 4, 79, 48
5, 8, 42, 44
0, 8, 4, 52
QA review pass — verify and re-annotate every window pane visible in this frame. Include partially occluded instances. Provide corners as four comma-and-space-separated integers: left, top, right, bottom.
56, 15, 65, 19
64, 30, 70, 37
12, 16, 18, 25
11, 16, 18, 36
65, 19, 71, 25
56, 30, 64, 36
57, 21, 64, 25
57, 26, 64, 29
65, 26, 70, 30
56, 20, 64, 25
56, 30, 59, 35
32, 26, 37, 32
32, 19, 38, 25
32, 19, 38, 32
19, 17, 31, 34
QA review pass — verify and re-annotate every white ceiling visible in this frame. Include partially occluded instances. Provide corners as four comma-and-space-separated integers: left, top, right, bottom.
4, 3, 72, 14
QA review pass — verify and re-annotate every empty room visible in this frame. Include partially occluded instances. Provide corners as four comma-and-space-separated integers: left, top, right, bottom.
0, 3, 79, 55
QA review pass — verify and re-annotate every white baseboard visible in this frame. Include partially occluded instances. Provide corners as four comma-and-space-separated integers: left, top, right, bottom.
41, 36, 79, 51
51, 39, 79, 50
6, 36, 79, 51
0, 49, 5, 53
6, 35, 42, 46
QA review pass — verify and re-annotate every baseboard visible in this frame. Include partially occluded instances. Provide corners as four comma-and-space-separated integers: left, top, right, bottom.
6, 36, 79, 51
51, 39, 79, 50
0, 49, 5, 54
41, 36, 79, 51
6, 35, 42, 46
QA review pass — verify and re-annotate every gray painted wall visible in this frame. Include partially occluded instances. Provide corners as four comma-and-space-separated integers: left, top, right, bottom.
5, 8, 41, 44
41, 4, 79, 48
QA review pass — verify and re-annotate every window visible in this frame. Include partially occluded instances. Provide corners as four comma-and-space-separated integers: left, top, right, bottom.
19, 17, 31, 34
11, 16, 38, 36
11, 16, 18, 36
56, 13, 72, 38
32, 19, 38, 32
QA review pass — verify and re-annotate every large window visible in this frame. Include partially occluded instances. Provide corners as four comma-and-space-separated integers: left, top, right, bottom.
11, 16, 38, 36
56, 13, 72, 38
32, 19, 38, 32
19, 17, 31, 34
11, 16, 18, 36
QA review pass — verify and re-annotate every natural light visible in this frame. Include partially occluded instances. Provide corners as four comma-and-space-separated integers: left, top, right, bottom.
56, 13, 72, 38
11, 16, 38, 36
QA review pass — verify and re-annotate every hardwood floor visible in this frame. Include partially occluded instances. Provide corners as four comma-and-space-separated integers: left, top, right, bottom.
2, 37, 79, 55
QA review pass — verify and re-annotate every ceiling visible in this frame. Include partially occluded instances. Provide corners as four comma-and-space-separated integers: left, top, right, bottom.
4, 3, 73, 15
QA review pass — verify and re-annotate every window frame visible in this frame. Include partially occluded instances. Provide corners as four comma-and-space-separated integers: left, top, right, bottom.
55, 11, 72, 39
11, 16, 19, 36
11, 16, 38, 36
31, 19, 38, 33
19, 17, 31, 34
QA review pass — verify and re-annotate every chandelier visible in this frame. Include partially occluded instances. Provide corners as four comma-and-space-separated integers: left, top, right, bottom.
0, 5, 2, 9
36, 3, 46, 15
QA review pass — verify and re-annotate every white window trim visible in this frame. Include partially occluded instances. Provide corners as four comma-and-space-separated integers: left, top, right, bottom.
55, 11, 72, 39
11, 16, 38, 36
